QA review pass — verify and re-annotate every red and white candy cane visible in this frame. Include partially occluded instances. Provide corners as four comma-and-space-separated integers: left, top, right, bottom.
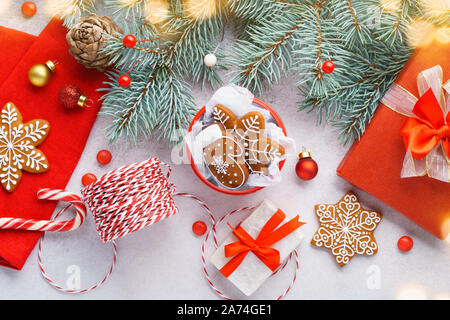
0, 188, 86, 232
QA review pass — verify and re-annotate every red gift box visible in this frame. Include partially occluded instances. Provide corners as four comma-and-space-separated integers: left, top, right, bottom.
0, 19, 106, 270
337, 42, 450, 240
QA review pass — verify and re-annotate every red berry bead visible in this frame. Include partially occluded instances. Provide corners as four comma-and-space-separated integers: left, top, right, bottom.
397, 236, 413, 252
118, 74, 131, 88
192, 220, 207, 236
123, 34, 137, 48
97, 149, 112, 165
322, 60, 335, 74
22, 1, 37, 17
82, 173, 97, 187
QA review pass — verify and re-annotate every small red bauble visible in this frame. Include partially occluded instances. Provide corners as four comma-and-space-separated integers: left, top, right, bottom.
192, 220, 207, 236
123, 34, 137, 48
118, 74, 131, 88
296, 151, 318, 180
59, 84, 91, 109
82, 173, 97, 187
322, 60, 335, 74
397, 236, 413, 252
22, 1, 37, 17
97, 149, 112, 165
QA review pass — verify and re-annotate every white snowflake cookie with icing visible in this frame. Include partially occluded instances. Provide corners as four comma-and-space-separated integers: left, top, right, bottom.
311, 192, 382, 267
0, 102, 50, 192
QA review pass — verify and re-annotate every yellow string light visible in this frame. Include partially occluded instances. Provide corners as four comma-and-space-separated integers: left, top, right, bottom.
121, 0, 141, 7
407, 19, 436, 48
145, 0, 169, 25
43, 0, 79, 17
184, 0, 217, 20
421, 0, 450, 19
379, 0, 402, 12
435, 27, 450, 44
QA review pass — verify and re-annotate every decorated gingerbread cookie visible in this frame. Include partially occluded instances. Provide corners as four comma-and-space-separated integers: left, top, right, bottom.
0, 102, 50, 192
213, 104, 238, 130
235, 111, 266, 139
211, 105, 285, 175
245, 134, 285, 174
311, 192, 382, 267
203, 133, 249, 189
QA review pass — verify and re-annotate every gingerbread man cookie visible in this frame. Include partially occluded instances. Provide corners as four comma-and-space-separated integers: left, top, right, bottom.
0, 102, 50, 192
203, 133, 249, 189
311, 192, 382, 267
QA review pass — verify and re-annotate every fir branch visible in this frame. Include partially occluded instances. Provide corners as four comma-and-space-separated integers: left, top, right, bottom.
229, 9, 303, 94
100, 0, 225, 145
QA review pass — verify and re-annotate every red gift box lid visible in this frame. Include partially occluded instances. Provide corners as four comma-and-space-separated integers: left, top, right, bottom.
337, 41, 450, 240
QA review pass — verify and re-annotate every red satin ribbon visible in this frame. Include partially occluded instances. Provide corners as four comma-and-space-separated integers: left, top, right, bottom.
219, 209, 305, 278
401, 88, 450, 159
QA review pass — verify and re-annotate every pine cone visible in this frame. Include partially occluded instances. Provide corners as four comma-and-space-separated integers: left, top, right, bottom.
66, 14, 122, 71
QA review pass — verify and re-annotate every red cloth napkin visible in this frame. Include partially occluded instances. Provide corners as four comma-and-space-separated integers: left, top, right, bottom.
0, 19, 106, 270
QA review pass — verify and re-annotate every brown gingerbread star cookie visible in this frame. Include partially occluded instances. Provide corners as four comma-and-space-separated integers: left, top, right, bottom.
0, 102, 50, 192
203, 133, 249, 189
311, 192, 382, 267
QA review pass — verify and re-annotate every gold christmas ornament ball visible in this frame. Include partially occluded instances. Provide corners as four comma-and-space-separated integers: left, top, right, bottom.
28, 61, 55, 87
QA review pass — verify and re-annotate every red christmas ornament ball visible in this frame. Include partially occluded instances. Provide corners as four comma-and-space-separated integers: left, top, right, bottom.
322, 60, 335, 74
192, 220, 207, 236
295, 151, 318, 180
118, 74, 131, 88
59, 84, 83, 110
22, 1, 37, 17
123, 35, 137, 48
397, 236, 413, 252
97, 149, 112, 165
82, 173, 97, 187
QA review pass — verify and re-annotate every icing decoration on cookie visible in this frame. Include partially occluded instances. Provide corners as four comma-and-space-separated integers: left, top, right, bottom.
213, 104, 238, 130
235, 111, 266, 140
311, 192, 382, 267
0, 102, 50, 192
245, 134, 285, 174
211, 105, 285, 175
203, 133, 249, 189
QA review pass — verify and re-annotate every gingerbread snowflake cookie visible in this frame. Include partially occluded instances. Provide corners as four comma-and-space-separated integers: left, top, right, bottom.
212, 104, 285, 175
0, 102, 50, 192
203, 133, 249, 189
311, 192, 382, 267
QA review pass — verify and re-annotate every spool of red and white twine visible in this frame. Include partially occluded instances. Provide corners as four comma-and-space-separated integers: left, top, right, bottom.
0, 158, 298, 298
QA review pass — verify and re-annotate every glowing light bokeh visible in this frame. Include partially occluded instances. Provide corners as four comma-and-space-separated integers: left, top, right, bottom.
145, 0, 169, 25
380, 0, 402, 12
184, 0, 217, 20
396, 283, 427, 300
421, 0, 450, 17
43, 0, 78, 18
442, 218, 450, 243
121, 0, 141, 6
435, 27, 450, 44
407, 19, 436, 48
435, 292, 450, 300
0, 0, 11, 16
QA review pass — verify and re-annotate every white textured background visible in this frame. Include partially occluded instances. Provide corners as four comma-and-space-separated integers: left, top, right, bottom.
0, 1, 449, 300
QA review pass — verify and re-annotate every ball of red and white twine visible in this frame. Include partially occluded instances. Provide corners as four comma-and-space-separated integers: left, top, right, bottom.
0, 158, 299, 298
